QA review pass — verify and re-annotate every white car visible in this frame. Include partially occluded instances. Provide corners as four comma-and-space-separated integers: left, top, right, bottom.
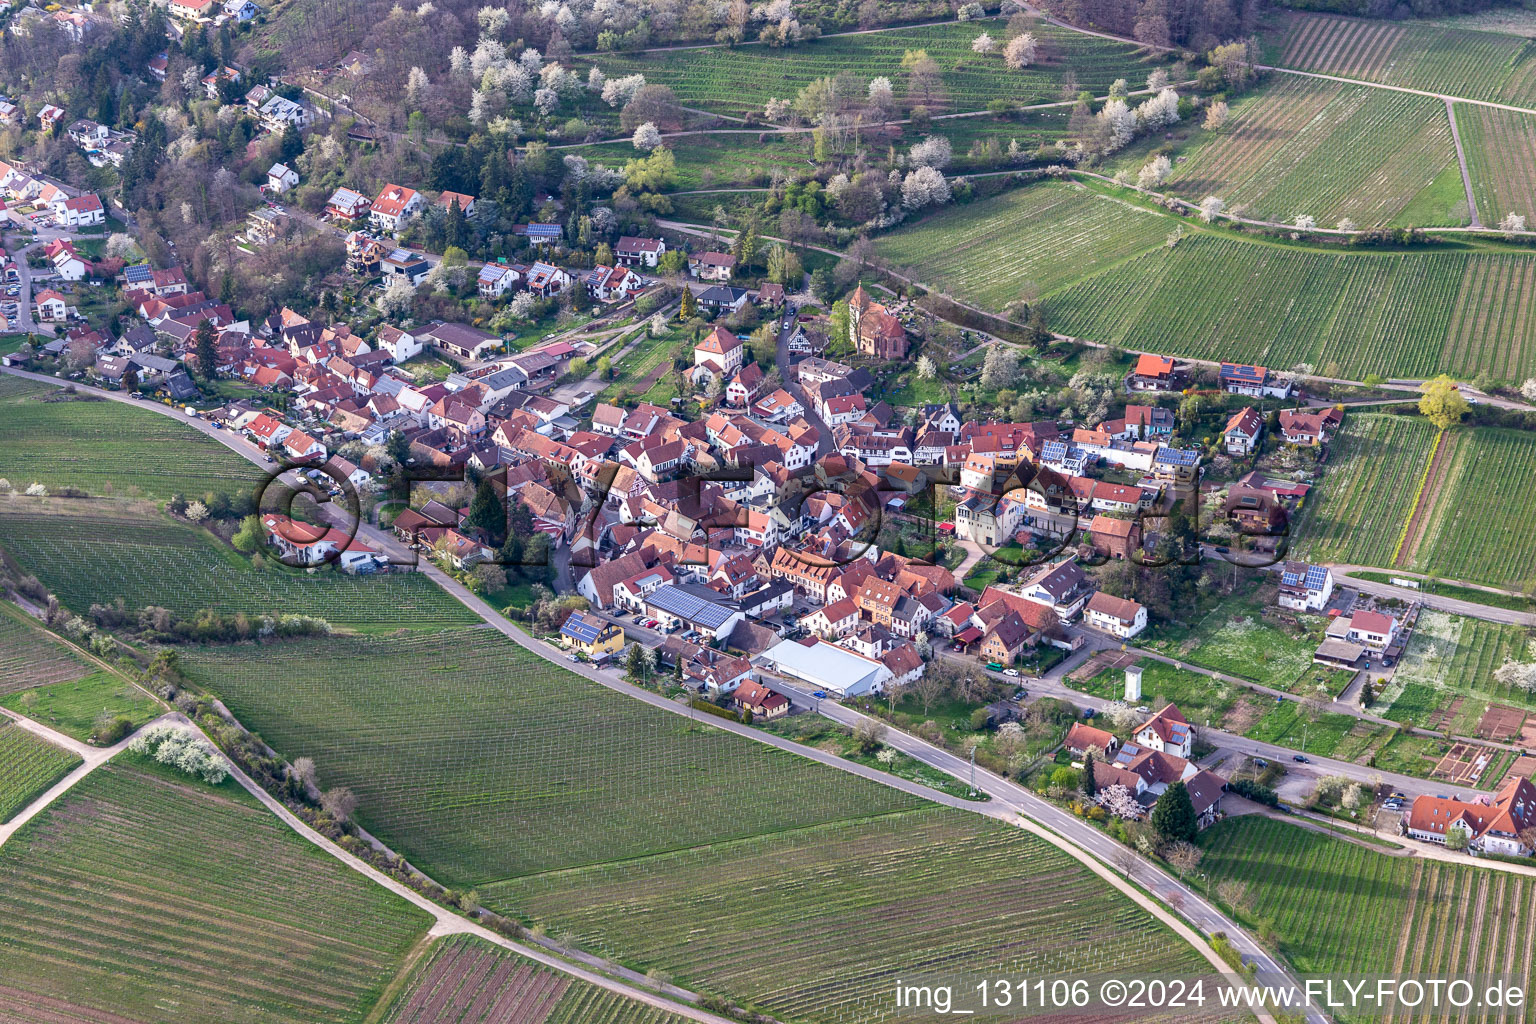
1002, 668, 1021, 678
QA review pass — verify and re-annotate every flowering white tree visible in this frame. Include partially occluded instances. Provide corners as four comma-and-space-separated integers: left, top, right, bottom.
377, 275, 416, 315
1203, 99, 1229, 131
449, 46, 470, 79
971, 31, 995, 54
477, 4, 509, 34
1098, 99, 1136, 151
586, 66, 606, 92
508, 292, 538, 319
1495, 658, 1536, 693
1294, 214, 1316, 231
1096, 784, 1142, 819
1521, 378, 1536, 401
1137, 154, 1171, 189
534, 87, 559, 115
908, 134, 952, 169
129, 725, 229, 785
1501, 212, 1528, 235
901, 165, 951, 209
1147, 68, 1170, 91
1134, 87, 1180, 130
867, 76, 894, 109
470, 37, 507, 78
1004, 32, 1037, 69
405, 67, 430, 106
632, 121, 663, 150
601, 73, 645, 107
519, 46, 543, 73
1337, 217, 1356, 233
916, 355, 937, 379
1199, 195, 1226, 223
185, 500, 210, 522
25, 483, 47, 497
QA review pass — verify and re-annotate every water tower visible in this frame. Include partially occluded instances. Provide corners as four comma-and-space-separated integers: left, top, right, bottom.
1124, 664, 1143, 703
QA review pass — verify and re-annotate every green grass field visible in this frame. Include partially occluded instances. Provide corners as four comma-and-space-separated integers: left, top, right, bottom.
0, 605, 93, 694
0, 671, 158, 744
1408, 427, 1536, 588
182, 629, 924, 887
0, 721, 79, 823
0, 760, 432, 1024
1267, 12, 1536, 107
0, 502, 478, 629
881, 183, 1536, 381
875, 180, 1172, 306
1201, 816, 1536, 1023
587, 20, 1168, 117
1293, 414, 1438, 569
1166, 77, 1459, 227
485, 807, 1207, 1024
380, 936, 692, 1024
0, 376, 261, 501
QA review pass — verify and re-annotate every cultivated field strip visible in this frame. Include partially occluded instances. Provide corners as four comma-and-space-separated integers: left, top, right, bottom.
1272, 12, 1536, 107
1203, 817, 1536, 1024
381, 936, 693, 1024
0, 506, 478, 628
1170, 79, 1456, 226
0, 609, 92, 694
1293, 415, 1437, 568
1411, 427, 1536, 587
485, 808, 1208, 1024
0, 376, 263, 502
1390, 612, 1536, 714
874, 181, 1169, 306
0, 722, 79, 824
1460, 104, 1536, 225
590, 21, 1164, 115
183, 630, 923, 887
0, 761, 431, 1024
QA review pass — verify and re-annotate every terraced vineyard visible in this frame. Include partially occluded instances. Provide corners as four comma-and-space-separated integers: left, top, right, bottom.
875, 181, 1170, 306
0, 722, 78, 823
1269, 12, 1536, 107
0, 760, 432, 1024
1409, 427, 1536, 587
486, 807, 1207, 1024
1201, 817, 1536, 1023
1167, 77, 1459, 226
1293, 415, 1437, 569
1460, 104, 1536, 224
0, 503, 478, 628
380, 936, 690, 1024
589, 20, 1168, 117
0, 606, 92, 694
183, 629, 923, 887
0, 375, 262, 501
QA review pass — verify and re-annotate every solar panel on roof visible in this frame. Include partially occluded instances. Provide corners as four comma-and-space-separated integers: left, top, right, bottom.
1305, 565, 1329, 590
647, 586, 736, 629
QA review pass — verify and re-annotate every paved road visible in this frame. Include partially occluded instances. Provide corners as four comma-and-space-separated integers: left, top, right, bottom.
1332, 565, 1536, 626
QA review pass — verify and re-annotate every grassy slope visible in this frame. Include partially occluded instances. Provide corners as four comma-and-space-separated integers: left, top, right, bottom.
0, 671, 159, 744
0, 759, 432, 1024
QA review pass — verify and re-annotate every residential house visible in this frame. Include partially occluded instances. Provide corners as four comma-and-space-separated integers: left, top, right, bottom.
267, 162, 299, 193
223, 0, 260, 20
1128, 353, 1177, 391
1017, 558, 1092, 622
691, 325, 744, 385
259, 514, 380, 572
1344, 610, 1398, 652
516, 223, 562, 246
420, 322, 501, 361
281, 429, 326, 462
616, 236, 665, 267
34, 290, 68, 322
326, 187, 372, 222
979, 610, 1034, 665
1123, 403, 1174, 439
1087, 514, 1141, 561
374, 325, 420, 363
1084, 592, 1147, 639
256, 95, 309, 133
200, 66, 241, 99
1220, 362, 1293, 400
370, 184, 423, 233
381, 248, 430, 284
1405, 778, 1536, 856
1224, 406, 1264, 456
559, 611, 626, 660
168, 0, 217, 20
688, 251, 736, 280
37, 105, 67, 132
1065, 722, 1120, 757
56, 194, 105, 229
525, 262, 572, 297
1279, 407, 1344, 446
1133, 704, 1193, 758
1277, 562, 1333, 613
733, 679, 790, 720
436, 190, 476, 217
585, 264, 642, 301
803, 597, 861, 639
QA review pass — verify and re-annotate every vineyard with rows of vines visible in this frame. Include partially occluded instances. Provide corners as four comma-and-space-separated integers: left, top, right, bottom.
1460, 104, 1536, 226
1408, 427, 1536, 588
0, 760, 431, 1024
0, 721, 78, 824
1167, 77, 1458, 227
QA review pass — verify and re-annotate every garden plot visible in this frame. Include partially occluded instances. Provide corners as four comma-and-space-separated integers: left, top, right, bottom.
0, 503, 477, 629
0, 721, 79, 823
0, 375, 262, 501
380, 936, 692, 1024
484, 807, 1207, 1024
1201, 815, 1536, 1019
0, 760, 431, 1024
1293, 415, 1437, 569
874, 181, 1169, 308
1168, 79, 1457, 226
1460, 104, 1536, 224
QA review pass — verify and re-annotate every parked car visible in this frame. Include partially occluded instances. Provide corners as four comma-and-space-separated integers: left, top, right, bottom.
985, 662, 1004, 671
1293, 754, 1310, 763
811, 690, 827, 699
1002, 668, 1021, 678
